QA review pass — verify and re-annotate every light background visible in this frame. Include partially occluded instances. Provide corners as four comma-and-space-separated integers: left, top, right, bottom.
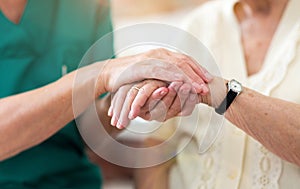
103, 1, 210, 188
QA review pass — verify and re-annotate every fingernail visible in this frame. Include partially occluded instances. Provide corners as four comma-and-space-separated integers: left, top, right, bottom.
204, 72, 214, 82
118, 123, 126, 130
116, 121, 122, 129
154, 88, 168, 97
192, 82, 202, 93
108, 106, 113, 116
128, 111, 135, 120
170, 82, 182, 91
117, 120, 125, 129
201, 84, 209, 94
111, 116, 116, 126
160, 90, 168, 96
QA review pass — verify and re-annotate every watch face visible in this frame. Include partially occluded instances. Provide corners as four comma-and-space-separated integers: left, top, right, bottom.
229, 80, 243, 93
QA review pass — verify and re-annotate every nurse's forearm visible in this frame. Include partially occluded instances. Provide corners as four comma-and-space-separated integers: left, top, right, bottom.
0, 48, 211, 161
0, 63, 104, 161
0, 58, 120, 161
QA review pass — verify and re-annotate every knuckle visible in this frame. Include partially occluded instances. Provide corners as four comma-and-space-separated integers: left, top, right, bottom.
147, 49, 157, 55
176, 60, 185, 68
150, 79, 165, 87
181, 55, 191, 63
142, 80, 150, 85
127, 89, 137, 98
148, 48, 168, 57
167, 109, 179, 117
157, 48, 168, 53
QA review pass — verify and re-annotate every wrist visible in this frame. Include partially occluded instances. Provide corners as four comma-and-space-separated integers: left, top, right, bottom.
99, 54, 145, 93
73, 61, 107, 98
201, 77, 228, 108
214, 79, 243, 115
95, 60, 110, 96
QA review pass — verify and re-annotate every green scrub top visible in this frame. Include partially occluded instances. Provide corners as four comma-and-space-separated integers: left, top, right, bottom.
0, 0, 114, 188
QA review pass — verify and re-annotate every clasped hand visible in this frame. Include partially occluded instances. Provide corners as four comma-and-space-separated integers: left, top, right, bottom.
106, 49, 213, 129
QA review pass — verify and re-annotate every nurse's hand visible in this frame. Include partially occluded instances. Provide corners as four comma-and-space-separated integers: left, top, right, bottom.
97, 48, 213, 96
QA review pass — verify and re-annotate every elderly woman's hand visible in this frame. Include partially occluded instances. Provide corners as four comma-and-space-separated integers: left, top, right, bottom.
108, 80, 169, 129
129, 81, 204, 122
108, 80, 203, 129
137, 82, 202, 121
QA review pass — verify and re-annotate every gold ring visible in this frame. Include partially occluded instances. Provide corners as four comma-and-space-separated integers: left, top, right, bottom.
132, 86, 144, 92
133, 86, 141, 91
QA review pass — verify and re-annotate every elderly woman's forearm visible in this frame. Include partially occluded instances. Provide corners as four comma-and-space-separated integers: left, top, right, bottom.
225, 88, 300, 166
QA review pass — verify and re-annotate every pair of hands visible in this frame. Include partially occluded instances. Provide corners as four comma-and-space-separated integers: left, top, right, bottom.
109, 80, 208, 129
105, 49, 214, 129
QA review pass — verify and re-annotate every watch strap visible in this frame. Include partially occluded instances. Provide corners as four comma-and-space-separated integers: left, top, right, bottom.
215, 89, 237, 115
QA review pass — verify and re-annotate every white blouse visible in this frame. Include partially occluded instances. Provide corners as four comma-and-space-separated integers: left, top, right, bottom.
156, 0, 300, 188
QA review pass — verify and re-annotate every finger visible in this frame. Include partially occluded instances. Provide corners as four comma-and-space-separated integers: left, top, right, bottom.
151, 87, 169, 99
149, 49, 212, 83
140, 58, 207, 94
108, 95, 114, 117
200, 83, 209, 95
177, 93, 198, 117
129, 86, 168, 120
191, 83, 209, 96
143, 59, 190, 82
109, 92, 119, 126
168, 58, 209, 94
167, 52, 213, 93
178, 83, 193, 104
116, 86, 141, 129
175, 53, 214, 83
127, 81, 167, 121
142, 82, 181, 115
118, 80, 167, 128
163, 83, 192, 120
111, 85, 132, 127
158, 83, 193, 120
168, 51, 213, 82
145, 82, 182, 121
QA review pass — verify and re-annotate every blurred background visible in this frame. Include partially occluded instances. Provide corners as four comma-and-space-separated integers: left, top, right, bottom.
112, 0, 208, 28
94, 1, 210, 189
